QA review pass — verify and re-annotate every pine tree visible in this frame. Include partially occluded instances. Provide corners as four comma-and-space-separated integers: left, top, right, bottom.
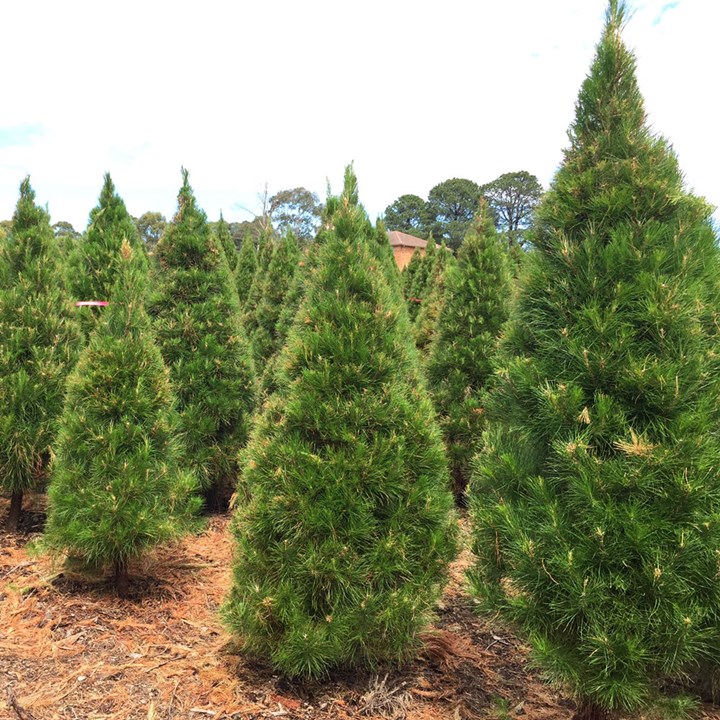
243, 230, 275, 322
414, 241, 454, 354
69, 173, 148, 335
247, 230, 301, 371
408, 241, 437, 322
45, 241, 200, 597
0, 178, 81, 531
469, 3, 720, 717
427, 206, 510, 502
147, 170, 256, 506
235, 231, 257, 308
224, 167, 457, 679
215, 213, 238, 273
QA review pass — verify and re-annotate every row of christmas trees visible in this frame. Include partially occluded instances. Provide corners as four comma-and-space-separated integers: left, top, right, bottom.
2, 1, 720, 716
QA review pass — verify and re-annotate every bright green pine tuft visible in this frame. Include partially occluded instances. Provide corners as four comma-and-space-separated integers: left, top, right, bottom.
0, 178, 81, 530
147, 170, 256, 504
69, 173, 148, 335
224, 166, 457, 679
45, 240, 201, 592
469, 2, 720, 716
426, 204, 510, 501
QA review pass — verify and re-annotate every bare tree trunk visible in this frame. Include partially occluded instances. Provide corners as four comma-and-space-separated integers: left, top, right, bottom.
113, 561, 129, 598
572, 699, 608, 720
5, 490, 23, 532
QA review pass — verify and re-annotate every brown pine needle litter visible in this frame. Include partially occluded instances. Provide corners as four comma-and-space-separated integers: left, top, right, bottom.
2, 498, 707, 720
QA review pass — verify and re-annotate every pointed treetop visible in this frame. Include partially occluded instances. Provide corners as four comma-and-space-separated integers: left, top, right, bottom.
100, 172, 116, 200
12, 176, 51, 235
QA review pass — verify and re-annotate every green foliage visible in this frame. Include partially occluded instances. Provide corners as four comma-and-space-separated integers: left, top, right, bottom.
426, 178, 481, 250
413, 242, 454, 354
45, 241, 200, 593
235, 231, 257, 309
383, 194, 430, 238
70, 173, 148, 335
134, 211, 166, 253
247, 231, 301, 371
406, 241, 439, 322
269, 187, 322, 242
224, 166, 457, 679
242, 230, 275, 323
480, 171, 543, 251
0, 178, 81, 528
426, 205, 510, 500
214, 213, 238, 272
147, 170, 256, 503
469, 2, 720, 716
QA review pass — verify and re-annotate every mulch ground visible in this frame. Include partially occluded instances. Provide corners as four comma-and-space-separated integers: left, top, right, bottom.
1, 495, 718, 720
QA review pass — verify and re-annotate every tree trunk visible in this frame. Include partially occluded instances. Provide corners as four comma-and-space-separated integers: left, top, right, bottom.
113, 561, 129, 598
572, 699, 608, 720
5, 490, 23, 532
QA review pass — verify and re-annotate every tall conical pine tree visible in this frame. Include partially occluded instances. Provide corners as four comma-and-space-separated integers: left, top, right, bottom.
147, 170, 256, 506
45, 240, 200, 597
0, 178, 81, 531
224, 167, 457, 679
469, 3, 720, 717
427, 204, 510, 502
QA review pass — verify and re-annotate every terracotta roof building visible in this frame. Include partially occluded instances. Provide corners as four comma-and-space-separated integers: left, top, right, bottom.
387, 230, 428, 270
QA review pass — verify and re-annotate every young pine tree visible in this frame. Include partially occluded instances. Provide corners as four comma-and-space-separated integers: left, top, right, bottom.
224, 168, 457, 679
147, 170, 256, 506
469, 3, 720, 718
0, 178, 81, 531
215, 213, 238, 273
426, 205, 510, 502
246, 230, 301, 371
45, 241, 200, 597
69, 173, 148, 335
235, 230, 257, 308
414, 241, 454, 354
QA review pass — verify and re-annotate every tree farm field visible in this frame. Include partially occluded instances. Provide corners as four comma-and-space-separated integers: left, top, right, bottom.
0, 498, 576, 720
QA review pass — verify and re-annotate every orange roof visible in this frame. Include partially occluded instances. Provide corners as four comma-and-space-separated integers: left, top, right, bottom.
387, 230, 427, 249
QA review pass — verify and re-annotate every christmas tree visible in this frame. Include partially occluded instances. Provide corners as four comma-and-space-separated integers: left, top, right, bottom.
0, 178, 81, 531
69, 173, 147, 335
147, 170, 256, 506
469, 3, 720, 717
246, 230, 301, 370
45, 241, 200, 597
224, 167, 457, 678
215, 213, 238, 273
235, 231, 257, 309
427, 204, 510, 502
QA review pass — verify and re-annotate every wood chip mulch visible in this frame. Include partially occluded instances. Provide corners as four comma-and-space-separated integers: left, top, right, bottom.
2, 496, 718, 720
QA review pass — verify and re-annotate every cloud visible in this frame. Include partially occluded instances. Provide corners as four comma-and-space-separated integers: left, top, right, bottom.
0, 124, 44, 149
652, 1, 680, 25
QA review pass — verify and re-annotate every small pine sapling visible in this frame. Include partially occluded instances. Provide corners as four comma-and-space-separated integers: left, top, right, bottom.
45, 241, 201, 597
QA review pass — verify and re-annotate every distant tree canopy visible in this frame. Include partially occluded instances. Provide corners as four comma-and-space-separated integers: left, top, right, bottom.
52, 220, 80, 240
480, 171, 543, 249
383, 194, 429, 238
134, 211, 167, 252
383, 171, 543, 251
269, 187, 322, 242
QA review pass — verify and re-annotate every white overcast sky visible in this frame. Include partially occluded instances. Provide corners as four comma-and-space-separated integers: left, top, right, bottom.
0, 0, 717, 230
